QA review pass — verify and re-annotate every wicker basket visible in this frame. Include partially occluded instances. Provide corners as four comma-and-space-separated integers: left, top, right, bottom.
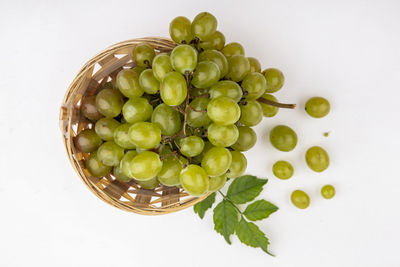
59, 37, 210, 215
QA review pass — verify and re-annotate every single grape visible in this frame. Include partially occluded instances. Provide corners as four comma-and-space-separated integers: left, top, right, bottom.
170, 44, 198, 74
130, 151, 162, 181
157, 157, 182, 186
270, 125, 298, 152
120, 150, 138, 177
74, 129, 102, 153
179, 136, 205, 157
305, 97, 330, 118
136, 177, 160, 189
193, 141, 214, 164
132, 66, 146, 76
86, 151, 112, 177
199, 31, 225, 51
208, 174, 227, 192
116, 69, 144, 98
305, 146, 330, 172
81, 96, 103, 121
97, 141, 124, 166
291, 190, 310, 209
95, 88, 124, 118
321, 184, 336, 199
259, 93, 279, 117
201, 147, 232, 177
151, 103, 182, 136
179, 165, 209, 196
113, 124, 136, 149
191, 12, 217, 41
225, 55, 250, 82
191, 87, 209, 98
198, 50, 228, 78
133, 43, 156, 67
227, 151, 247, 178
113, 165, 132, 182
231, 126, 257, 151
263, 68, 285, 93
122, 97, 153, 124
187, 97, 211, 128
209, 80, 243, 102
248, 57, 261, 73
191, 61, 220, 88
242, 72, 267, 99
221, 42, 245, 58
207, 123, 239, 147
152, 53, 173, 82
239, 100, 263, 126
160, 71, 188, 106
95, 118, 120, 141
272, 160, 294, 180
207, 96, 241, 126
169, 16, 194, 44
139, 69, 160, 94
128, 122, 161, 149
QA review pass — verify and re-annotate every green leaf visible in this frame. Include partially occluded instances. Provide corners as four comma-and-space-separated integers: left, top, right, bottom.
227, 175, 267, 204
193, 192, 216, 219
213, 200, 239, 244
236, 218, 272, 255
243, 200, 278, 221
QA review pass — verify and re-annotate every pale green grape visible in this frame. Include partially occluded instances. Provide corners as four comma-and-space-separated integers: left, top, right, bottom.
208, 174, 227, 192
201, 147, 232, 177
191, 87, 209, 98
321, 185, 336, 199
113, 165, 132, 182
191, 12, 217, 41
169, 16, 194, 44
191, 61, 220, 88
128, 122, 161, 149
207, 96, 241, 126
170, 44, 198, 74
227, 151, 247, 178
95, 118, 120, 141
132, 66, 146, 76
137, 177, 160, 189
199, 31, 225, 51
139, 69, 160, 94
193, 141, 214, 164
305, 146, 330, 172
179, 165, 209, 196
116, 69, 144, 98
273, 160, 294, 180
157, 157, 182, 186
113, 124, 136, 149
74, 129, 102, 153
151, 103, 182, 135
305, 97, 330, 118
260, 93, 279, 117
263, 68, 285, 93
122, 97, 153, 124
81, 96, 103, 121
187, 97, 211, 128
120, 150, 138, 177
152, 53, 173, 82
221, 42, 245, 58
86, 151, 112, 177
242, 72, 267, 99
248, 57, 261, 72
291, 190, 310, 209
133, 43, 156, 67
207, 123, 239, 147
225, 55, 250, 82
179, 136, 205, 157
209, 80, 243, 102
270, 125, 298, 152
160, 71, 188, 106
239, 100, 263, 126
95, 88, 124, 118
97, 141, 124, 166
231, 126, 257, 151
198, 49, 228, 78
130, 151, 162, 181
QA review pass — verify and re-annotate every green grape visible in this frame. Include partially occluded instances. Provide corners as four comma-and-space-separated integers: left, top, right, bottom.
122, 97, 153, 124
130, 151, 162, 181
207, 96, 241, 126
136, 177, 160, 189
152, 53, 173, 82
305, 97, 330, 118
132, 66, 146, 76
321, 185, 336, 199
116, 69, 144, 98
139, 69, 160, 94
86, 151, 112, 177
191, 61, 220, 88
198, 50, 228, 78
157, 157, 182, 186
291, 190, 310, 209
221, 42, 245, 58
191, 87, 209, 98
239, 100, 263, 126
160, 72, 188, 106
179, 136, 205, 157
97, 141, 124, 166
170, 44, 198, 74
191, 12, 217, 41
242, 72, 267, 99
179, 165, 209, 196
270, 125, 298, 152
201, 147, 232, 177
263, 68, 285, 93
208, 174, 227, 192
260, 93, 279, 117
305, 146, 330, 172
113, 165, 132, 182
248, 57, 261, 73
193, 141, 214, 163
74, 129, 102, 153
113, 124, 136, 149
128, 122, 161, 149
151, 103, 182, 135
227, 151, 247, 178
225, 55, 250, 82
231, 126, 257, 151
95, 118, 120, 141
199, 31, 225, 51
207, 123, 239, 147
187, 97, 211, 128
169, 16, 194, 44
133, 43, 156, 67
120, 150, 138, 177
81, 96, 103, 121
209, 80, 243, 102
273, 160, 294, 180
95, 88, 124, 118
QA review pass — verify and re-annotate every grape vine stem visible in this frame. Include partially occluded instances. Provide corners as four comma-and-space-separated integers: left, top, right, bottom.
257, 97, 296, 109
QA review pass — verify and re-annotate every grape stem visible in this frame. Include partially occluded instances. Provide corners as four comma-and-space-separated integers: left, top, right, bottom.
256, 97, 296, 109
217, 190, 243, 215
182, 71, 193, 136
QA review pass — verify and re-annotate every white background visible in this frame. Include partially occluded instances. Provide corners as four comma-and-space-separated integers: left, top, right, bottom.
1, 0, 399, 266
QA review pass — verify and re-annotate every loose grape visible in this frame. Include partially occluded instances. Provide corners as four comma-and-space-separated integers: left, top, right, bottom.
199, 31, 225, 51
227, 151, 247, 178
95, 88, 124, 118
157, 157, 182, 186
170, 44, 198, 74
113, 165, 132, 182
116, 69, 144, 98
97, 141, 124, 166
209, 80, 242, 102
179, 136, 205, 157
207, 96, 241, 126
139, 69, 160, 94
169, 16, 194, 44
132, 66, 146, 76
225, 55, 250, 82
201, 147, 232, 177
207, 123, 239, 147
270, 125, 298, 152
291, 190, 310, 209
239, 100, 263, 126
151, 103, 182, 136
120, 150, 138, 177
81, 96, 103, 121
187, 97, 211, 128
305, 146, 330, 172
136, 177, 160, 189
113, 124, 136, 149
191, 61, 220, 88
321, 184, 336, 199
272, 160, 294, 180
208, 174, 227, 192
152, 53, 173, 82
86, 151, 112, 177
263, 68, 285, 93
259, 93, 279, 117
305, 97, 330, 118
179, 165, 209, 196
191, 87, 209, 98
231, 126, 257, 151
242, 72, 267, 100
128, 122, 161, 149
221, 42, 245, 58
122, 97, 153, 124
74, 129, 102, 153
160, 72, 188, 106
248, 57, 261, 73
198, 50, 228, 78
130, 151, 162, 181
191, 12, 217, 41
95, 118, 120, 141
133, 43, 156, 67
